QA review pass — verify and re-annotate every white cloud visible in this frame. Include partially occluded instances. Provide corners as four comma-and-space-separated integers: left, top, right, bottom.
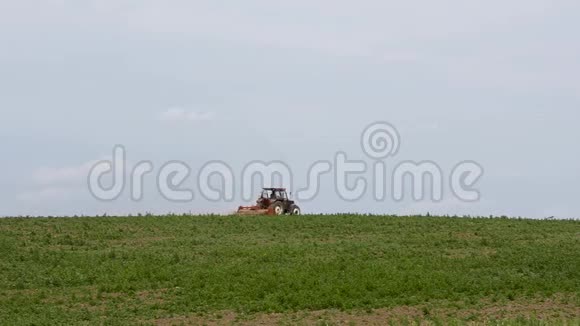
158, 107, 216, 122
33, 159, 105, 185
17, 187, 75, 201
20, 156, 113, 203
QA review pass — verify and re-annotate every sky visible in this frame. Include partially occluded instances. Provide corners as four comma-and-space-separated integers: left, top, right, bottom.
0, 0, 578, 218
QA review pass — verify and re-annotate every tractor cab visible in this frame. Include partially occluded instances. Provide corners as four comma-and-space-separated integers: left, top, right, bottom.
261, 188, 288, 200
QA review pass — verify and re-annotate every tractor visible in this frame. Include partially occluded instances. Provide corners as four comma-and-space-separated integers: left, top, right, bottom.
237, 188, 301, 216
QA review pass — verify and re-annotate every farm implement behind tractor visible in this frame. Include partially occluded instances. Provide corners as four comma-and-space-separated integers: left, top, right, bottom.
237, 188, 301, 216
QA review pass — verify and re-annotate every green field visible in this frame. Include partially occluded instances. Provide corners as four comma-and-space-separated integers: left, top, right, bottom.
0, 215, 579, 325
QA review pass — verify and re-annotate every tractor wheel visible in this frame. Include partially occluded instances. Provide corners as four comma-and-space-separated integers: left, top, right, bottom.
270, 202, 284, 216
290, 205, 301, 216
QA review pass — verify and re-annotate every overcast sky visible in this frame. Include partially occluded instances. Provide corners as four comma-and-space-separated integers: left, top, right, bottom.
0, 0, 578, 218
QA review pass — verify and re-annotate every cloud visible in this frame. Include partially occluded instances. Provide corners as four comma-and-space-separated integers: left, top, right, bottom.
32, 159, 105, 186
20, 156, 112, 203
17, 187, 75, 201
158, 108, 216, 122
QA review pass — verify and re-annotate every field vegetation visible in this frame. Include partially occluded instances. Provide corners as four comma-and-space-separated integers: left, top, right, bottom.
0, 215, 578, 325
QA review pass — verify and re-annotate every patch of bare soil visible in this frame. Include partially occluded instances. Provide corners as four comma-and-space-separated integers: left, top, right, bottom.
109, 236, 176, 247
153, 295, 579, 325
137, 288, 170, 305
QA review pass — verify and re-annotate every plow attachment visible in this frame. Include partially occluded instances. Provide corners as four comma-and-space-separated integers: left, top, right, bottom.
236, 206, 274, 216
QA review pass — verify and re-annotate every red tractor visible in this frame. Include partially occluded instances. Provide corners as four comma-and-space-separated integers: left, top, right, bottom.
237, 188, 301, 216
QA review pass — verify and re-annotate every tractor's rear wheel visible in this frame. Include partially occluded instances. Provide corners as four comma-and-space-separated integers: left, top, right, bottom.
270, 202, 284, 215
290, 205, 301, 215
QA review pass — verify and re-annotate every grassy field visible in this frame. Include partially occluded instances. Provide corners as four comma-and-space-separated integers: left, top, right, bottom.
0, 215, 579, 325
